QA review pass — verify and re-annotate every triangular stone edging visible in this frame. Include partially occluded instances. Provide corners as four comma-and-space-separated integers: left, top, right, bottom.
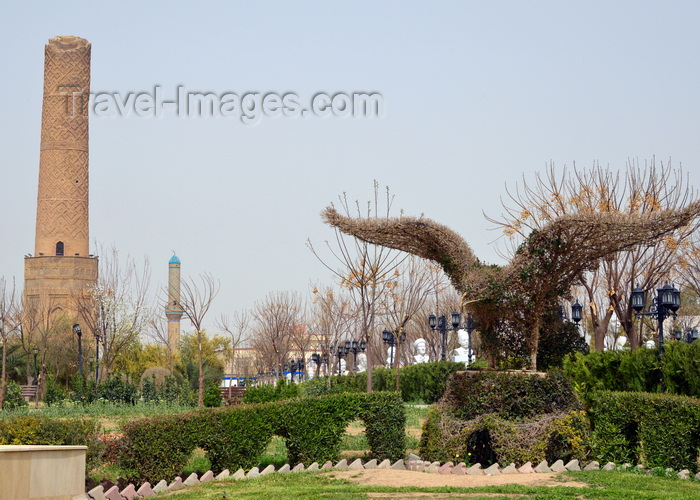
550, 460, 566, 472
136, 482, 155, 497
292, 463, 305, 473
216, 469, 231, 480
183, 472, 199, 486
534, 461, 551, 473
518, 461, 535, 474
426, 462, 440, 473
583, 461, 600, 471
378, 459, 391, 469
483, 463, 501, 475
103, 486, 122, 500
261, 464, 276, 475
501, 463, 518, 474
335, 459, 349, 470
168, 476, 183, 490
232, 469, 246, 480
603, 462, 616, 471
278, 464, 291, 473
87, 485, 106, 500
565, 460, 581, 471
466, 463, 483, 475
247, 467, 260, 478
321, 461, 334, 470
307, 462, 320, 472
348, 459, 364, 470
391, 459, 406, 470
152, 480, 168, 493
364, 459, 378, 469
200, 470, 215, 482
119, 483, 138, 500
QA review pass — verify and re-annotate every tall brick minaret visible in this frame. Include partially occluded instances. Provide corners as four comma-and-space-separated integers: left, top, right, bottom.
24, 36, 98, 319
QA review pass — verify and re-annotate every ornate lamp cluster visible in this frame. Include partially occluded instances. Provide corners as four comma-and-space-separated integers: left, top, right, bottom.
631, 282, 681, 360
382, 329, 405, 367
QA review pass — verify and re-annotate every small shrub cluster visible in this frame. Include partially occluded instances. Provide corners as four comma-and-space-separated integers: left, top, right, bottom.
589, 391, 700, 472
0, 415, 104, 472
2, 381, 28, 410
419, 370, 587, 466
243, 378, 299, 403
64, 373, 194, 407
119, 392, 405, 483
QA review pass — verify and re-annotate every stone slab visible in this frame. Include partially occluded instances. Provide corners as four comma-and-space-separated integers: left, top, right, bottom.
518, 462, 534, 474
200, 470, 215, 482
378, 459, 391, 469
583, 461, 600, 471
534, 461, 551, 473
152, 480, 168, 493
501, 463, 519, 474
104, 485, 123, 500
426, 463, 440, 473
261, 464, 276, 475
119, 483, 138, 500
307, 462, 320, 472
678, 469, 690, 479
247, 467, 260, 479
183, 472, 199, 486
88, 485, 106, 500
438, 464, 452, 474
550, 460, 566, 472
565, 460, 581, 471
217, 469, 231, 480
136, 482, 155, 497
335, 459, 349, 470
451, 465, 466, 475
232, 469, 246, 480
278, 464, 291, 473
466, 463, 483, 475
391, 459, 406, 470
364, 459, 378, 469
321, 461, 334, 470
349, 459, 364, 470
483, 463, 501, 475
168, 477, 183, 490
292, 463, 305, 473
603, 462, 616, 471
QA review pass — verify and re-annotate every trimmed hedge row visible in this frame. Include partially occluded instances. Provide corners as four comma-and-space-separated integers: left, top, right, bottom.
246, 361, 465, 404
0, 415, 104, 472
119, 391, 405, 483
563, 341, 700, 402
589, 391, 700, 472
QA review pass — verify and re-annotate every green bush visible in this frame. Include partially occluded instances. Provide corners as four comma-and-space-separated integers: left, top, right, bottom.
243, 378, 300, 403
589, 391, 700, 472
0, 415, 104, 472
119, 392, 405, 483
2, 381, 28, 410
203, 381, 223, 407
43, 377, 67, 407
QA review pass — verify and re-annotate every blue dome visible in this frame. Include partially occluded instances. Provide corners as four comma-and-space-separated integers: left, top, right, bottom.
169, 255, 180, 265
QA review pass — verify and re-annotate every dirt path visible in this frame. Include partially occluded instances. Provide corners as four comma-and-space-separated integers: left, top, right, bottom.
325, 469, 587, 489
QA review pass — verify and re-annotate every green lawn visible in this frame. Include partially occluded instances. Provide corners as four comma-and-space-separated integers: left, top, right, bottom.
152, 470, 700, 500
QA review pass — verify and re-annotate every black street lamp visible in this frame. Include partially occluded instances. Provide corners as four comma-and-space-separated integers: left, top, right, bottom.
348, 339, 367, 372
311, 352, 321, 377
428, 311, 461, 361
674, 327, 699, 343
382, 329, 406, 368
631, 282, 681, 366
334, 343, 350, 375
72, 323, 83, 377
32, 346, 39, 386
571, 299, 583, 325
289, 360, 297, 382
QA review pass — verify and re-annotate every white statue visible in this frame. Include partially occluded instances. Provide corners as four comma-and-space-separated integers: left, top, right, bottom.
307, 359, 317, 379
645, 339, 656, 349
413, 338, 430, 364
356, 352, 368, 373
452, 328, 474, 365
386, 346, 397, 367
338, 358, 349, 376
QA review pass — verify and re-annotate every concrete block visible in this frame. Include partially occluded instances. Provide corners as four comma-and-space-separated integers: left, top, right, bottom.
72, 495, 90, 500
583, 461, 600, 471
321, 461, 333, 470
349, 459, 364, 470
501, 463, 519, 474
200, 470, 214, 482
216, 469, 231, 480
364, 459, 378, 469
335, 459, 349, 470
550, 460, 566, 472
518, 462, 534, 474
378, 459, 391, 469
694, 472, 700, 480
104, 485, 124, 500
565, 459, 581, 471
450, 464, 466, 475
307, 462, 320, 472
168, 477, 183, 490
483, 463, 501, 475
232, 469, 246, 480
426, 463, 440, 473
261, 464, 276, 475
534, 461, 551, 473
247, 467, 260, 479
278, 464, 291, 473
292, 463, 305, 473
183, 472, 199, 486
119, 483, 138, 499
407, 453, 422, 461
678, 469, 690, 479
466, 463, 483, 475
603, 462, 616, 471
438, 463, 452, 474
391, 459, 406, 470
152, 480, 168, 493
87, 485, 106, 500
136, 482, 155, 497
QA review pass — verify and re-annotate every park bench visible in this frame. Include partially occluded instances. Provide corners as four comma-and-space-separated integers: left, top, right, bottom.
220, 386, 246, 405
20, 385, 38, 402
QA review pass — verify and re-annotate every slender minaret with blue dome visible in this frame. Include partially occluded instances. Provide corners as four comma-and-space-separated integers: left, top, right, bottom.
165, 254, 183, 354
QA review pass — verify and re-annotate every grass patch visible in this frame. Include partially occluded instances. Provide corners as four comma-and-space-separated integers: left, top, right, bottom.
140, 469, 700, 499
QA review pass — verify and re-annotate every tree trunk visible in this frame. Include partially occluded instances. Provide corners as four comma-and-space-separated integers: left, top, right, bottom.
197, 329, 204, 407
0, 337, 7, 409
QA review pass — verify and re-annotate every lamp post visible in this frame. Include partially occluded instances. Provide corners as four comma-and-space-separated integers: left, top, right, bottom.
348, 339, 367, 373
334, 343, 349, 375
428, 311, 461, 361
94, 334, 100, 383
571, 299, 583, 325
674, 327, 699, 343
631, 282, 681, 361
32, 346, 39, 386
72, 324, 83, 377
382, 329, 405, 368
289, 360, 297, 383
311, 353, 321, 378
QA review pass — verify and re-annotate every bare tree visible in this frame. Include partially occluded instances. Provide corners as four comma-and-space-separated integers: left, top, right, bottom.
309, 182, 409, 391
0, 277, 21, 409
216, 310, 251, 382
308, 284, 354, 376
147, 314, 175, 372
74, 247, 153, 380
179, 272, 220, 407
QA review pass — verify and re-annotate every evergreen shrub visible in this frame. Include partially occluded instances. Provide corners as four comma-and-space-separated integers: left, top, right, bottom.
589, 391, 700, 472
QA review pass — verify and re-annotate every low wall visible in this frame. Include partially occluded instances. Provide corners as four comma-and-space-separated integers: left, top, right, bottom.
0, 445, 86, 500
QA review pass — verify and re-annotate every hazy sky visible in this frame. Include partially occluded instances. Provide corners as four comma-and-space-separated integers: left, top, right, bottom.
2, 1, 700, 333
